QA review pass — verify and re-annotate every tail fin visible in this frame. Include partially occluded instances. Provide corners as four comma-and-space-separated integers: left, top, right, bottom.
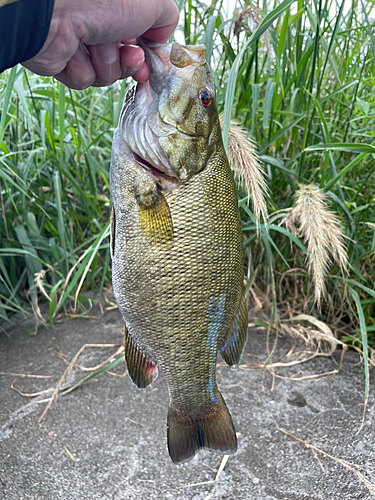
167, 392, 237, 464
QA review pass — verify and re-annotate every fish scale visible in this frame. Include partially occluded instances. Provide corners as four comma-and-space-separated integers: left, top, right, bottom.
110, 39, 247, 464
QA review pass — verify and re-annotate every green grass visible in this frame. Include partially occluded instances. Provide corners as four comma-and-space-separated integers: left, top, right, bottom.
0, 72, 123, 324
0, 0, 374, 366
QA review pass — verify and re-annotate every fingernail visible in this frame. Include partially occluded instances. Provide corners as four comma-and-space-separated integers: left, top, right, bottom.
96, 43, 118, 64
121, 57, 145, 79
72, 44, 87, 62
133, 55, 145, 70
131, 47, 145, 65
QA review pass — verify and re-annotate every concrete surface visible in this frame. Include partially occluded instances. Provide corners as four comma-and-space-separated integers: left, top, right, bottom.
0, 303, 374, 500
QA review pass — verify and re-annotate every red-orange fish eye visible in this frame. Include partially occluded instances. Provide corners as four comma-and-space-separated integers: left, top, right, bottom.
199, 88, 212, 106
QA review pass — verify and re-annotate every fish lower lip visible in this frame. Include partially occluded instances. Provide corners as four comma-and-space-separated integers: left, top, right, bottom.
133, 152, 175, 180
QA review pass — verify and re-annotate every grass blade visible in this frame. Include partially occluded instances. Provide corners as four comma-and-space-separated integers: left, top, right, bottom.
305, 143, 375, 153
0, 66, 17, 146
349, 288, 369, 412
222, 0, 296, 148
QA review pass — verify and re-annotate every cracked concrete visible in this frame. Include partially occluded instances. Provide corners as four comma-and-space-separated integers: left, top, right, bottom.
0, 303, 374, 499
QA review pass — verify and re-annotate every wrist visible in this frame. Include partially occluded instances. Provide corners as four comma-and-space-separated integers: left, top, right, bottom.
30, 1, 81, 76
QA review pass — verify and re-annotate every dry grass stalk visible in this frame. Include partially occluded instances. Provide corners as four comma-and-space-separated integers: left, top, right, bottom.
181, 454, 229, 489
37, 343, 121, 424
0, 372, 52, 378
27, 294, 46, 333
277, 428, 375, 495
217, 312, 347, 379
11, 381, 54, 398
34, 269, 51, 302
281, 313, 345, 356
282, 184, 348, 305
76, 346, 124, 372
220, 115, 269, 227
65, 447, 76, 462
219, 349, 345, 380
7, 344, 125, 404
232, 6, 271, 51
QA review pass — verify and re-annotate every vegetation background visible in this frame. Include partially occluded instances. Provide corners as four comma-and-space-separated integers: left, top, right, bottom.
0, 0, 374, 389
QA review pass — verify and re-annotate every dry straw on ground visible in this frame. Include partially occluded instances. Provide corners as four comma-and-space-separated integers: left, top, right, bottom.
277, 428, 375, 496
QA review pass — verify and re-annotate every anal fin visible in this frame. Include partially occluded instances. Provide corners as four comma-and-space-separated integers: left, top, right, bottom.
219, 291, 247, 369
124, 326, 158, 389
167, 391, 237, 464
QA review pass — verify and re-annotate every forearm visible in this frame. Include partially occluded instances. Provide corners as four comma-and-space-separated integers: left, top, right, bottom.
0, 0, 55, 73
0, 0, 179, 88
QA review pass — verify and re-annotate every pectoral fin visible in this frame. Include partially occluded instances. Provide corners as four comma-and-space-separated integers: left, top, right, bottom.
219, 292, 247, 369
134, 176, 173, 244
138, 191, 173, 244
124, 326, 158, 389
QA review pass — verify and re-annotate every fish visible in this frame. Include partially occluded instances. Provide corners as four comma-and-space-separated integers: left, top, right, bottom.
110, 38, 247, 465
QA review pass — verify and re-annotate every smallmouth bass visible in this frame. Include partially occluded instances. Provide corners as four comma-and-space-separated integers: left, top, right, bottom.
110, 38, 247, 464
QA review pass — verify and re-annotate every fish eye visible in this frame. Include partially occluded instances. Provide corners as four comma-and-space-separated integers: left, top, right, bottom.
199, 88, 212, 106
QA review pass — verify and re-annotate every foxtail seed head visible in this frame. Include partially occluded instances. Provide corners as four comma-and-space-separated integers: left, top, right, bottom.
219, 115, 269, 229
282, 184, 348, 305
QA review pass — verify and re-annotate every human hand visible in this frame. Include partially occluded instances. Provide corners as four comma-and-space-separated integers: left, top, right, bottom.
22, 0, 179, 89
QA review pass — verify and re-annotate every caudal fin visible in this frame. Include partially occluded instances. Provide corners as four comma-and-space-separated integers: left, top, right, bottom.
167, 392, 237, 464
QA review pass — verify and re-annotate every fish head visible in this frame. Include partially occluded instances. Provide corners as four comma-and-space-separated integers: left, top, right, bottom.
119, 39, 220, 183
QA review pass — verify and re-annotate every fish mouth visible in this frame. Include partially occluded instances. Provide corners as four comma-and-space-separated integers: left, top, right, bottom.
132, 151, 175, 180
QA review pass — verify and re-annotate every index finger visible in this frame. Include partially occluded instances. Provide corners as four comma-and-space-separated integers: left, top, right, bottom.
142, 1, 179, 43
142, 25, 177, 43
